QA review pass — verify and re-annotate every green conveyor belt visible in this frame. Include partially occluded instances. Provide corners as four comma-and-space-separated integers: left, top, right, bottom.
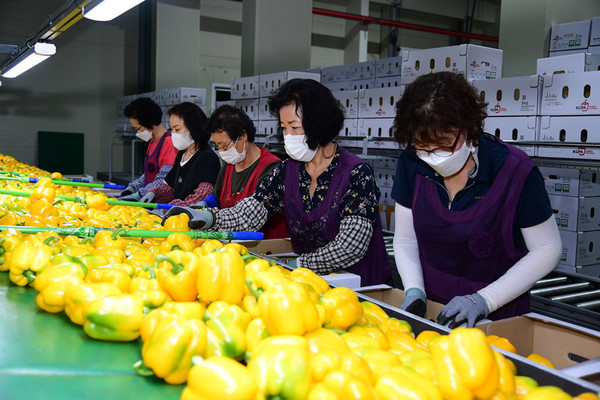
0, 273, 183, 399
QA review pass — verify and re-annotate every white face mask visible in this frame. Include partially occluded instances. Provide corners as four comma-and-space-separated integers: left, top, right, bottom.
284, 134, 317, 162
416, 139, 474, 177
172, 131, 195, 150
136, 129, 152, 142
219, 140, 246, 165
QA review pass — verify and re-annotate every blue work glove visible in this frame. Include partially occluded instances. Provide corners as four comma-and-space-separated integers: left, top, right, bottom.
437, 293, 489, 328
119, 192, 141, 201
200, 193, 220, 209
119, 186, 135, 197
161, 206, 215, 230
400, 288, 427, 318
139, 192, 155, 203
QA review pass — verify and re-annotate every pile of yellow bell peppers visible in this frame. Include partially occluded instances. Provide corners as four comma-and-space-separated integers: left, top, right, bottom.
0, 156, 597, 400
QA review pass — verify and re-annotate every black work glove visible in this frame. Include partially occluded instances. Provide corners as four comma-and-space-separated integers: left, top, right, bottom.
400, 288, 427, 318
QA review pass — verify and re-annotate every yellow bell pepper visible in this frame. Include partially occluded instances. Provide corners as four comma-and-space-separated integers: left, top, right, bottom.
250, 277, 320, 336
196, 250, 246, 305
205, 301, 251, 332
181, 356, 259, 400
32, 257, 88, 292
305, 327, 350, 355
193, 239, 223, 257
128, 265, 170, 310
29, 199, 59, 219
155, 251, 199, 302
141, 302, 205, 341
416, 330, 441, 348
158, 232, 197, 253
36, 276, 83, 313
92, 247, 126, 264
448, 327, 498, 399
93, 229, 125, 250
9, 241, 53, 286
522, 386, 572, 400
386, 329, 428, 356
84, 293, 144, 341
319, 287, 363, 331
341, 331, 385, 351
289, 267, 330, 295
309, 349, 375, 387
30, 185, 56, 203
241, 294, 260, 319
375, 364, 443, 400
487, 334, 517, 354
348, 324, 389, 350
245, 317, 270, 354
515, 376, 539, 398
205, 314, 247, 361
429, 335, 473, 400
85, 265, 132, 292
139, 313, 207, 384
221, 242, 249, 255
359, 300, 390, 327
351, 347, 401, 381
0, 228, 23, 271
76, 254, 110, 270
86, 193, 110, 211
309, 370, 377, 400
380, 316, 413, 333
244, 258, 271, 295
527, 353, 556, 369
247, 335, 311, 400
163, 212, 191, 231
64, 282, 122, 325
493, 350, 517, 395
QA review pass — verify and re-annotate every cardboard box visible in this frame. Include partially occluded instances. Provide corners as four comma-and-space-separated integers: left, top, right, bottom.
358, 87, 400, 119
166, 87, 206, 107
323, 81, 355, 92
555, 263, 600, 279
379, 186, 395, 206
536, 144, 600, 160
258, 97, 276, 121
473, 75, 542, 116
539, 166, 600, 197
352, 78, 376, 90
558, 230, 600, 267
323, 272, 362, 290
538, 115, 600, 143
321, 64, 354, 83
374, 76, 403, 89
349, 60, 376, 80
540, 72, 600, 116
242, 238, 296, 256
591, 16, 600, 47
550, 20, 591, 53
259, 71, 320, 98
338, 119, 358, 148
375, 56, 402, 77
537, 52, 600, 75
257, 119, 279, 137
231, 76, 260, 99
483, 116, 538, 142
356, 287, 446, 322
476, 313, 600, 370
332, 90, 359, 118
357, 118, 395, 139
401, 44, 503, 84
234, 98, 259, 121
549, 194, 600, 232
550, 49, 590, 57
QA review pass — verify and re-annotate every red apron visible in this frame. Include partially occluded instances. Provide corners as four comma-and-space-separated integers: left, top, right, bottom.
220, 147, 289, 239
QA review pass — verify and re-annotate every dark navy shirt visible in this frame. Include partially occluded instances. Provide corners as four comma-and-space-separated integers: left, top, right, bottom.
391, 134, 553, 246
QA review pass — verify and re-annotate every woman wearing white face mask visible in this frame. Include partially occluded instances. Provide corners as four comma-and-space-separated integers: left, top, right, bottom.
391, 72, 561, 328
162, 79, 392, 286
139, 102, 220, 207
203, 105, 288, 239
119, 97, 178, 201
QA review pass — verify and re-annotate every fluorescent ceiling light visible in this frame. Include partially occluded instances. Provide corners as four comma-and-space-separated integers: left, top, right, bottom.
82, 0, 145, 22
2, 42, 56, 78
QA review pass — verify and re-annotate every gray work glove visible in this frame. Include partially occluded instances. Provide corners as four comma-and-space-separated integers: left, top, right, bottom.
400, 288, 427, 318
161, 206, 215, 230
139, 192, 156, 203
119, 192, 141, 202
119, 186, 136, 197
437, 293, 489, 329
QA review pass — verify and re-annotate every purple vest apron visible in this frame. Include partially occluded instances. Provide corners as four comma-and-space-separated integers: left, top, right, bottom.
412, 141, 533, 320
143, 131, 171, 185
284, 146, 391, 286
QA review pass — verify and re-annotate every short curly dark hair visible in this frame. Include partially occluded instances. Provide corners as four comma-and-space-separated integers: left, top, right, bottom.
268, 78, 345, 150
168, 102, 210, 150
207, 105, 256, 143
123, 97, 162, 129
393, 72, 488, 148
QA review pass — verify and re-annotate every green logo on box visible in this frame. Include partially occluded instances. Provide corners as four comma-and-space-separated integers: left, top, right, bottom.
560, 219, 568, 227
563, 183, 570, 192
555, 183, 562, 191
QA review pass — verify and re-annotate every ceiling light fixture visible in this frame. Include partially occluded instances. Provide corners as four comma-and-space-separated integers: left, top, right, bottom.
82, 0, 145, 22
1, 42, 56, 78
